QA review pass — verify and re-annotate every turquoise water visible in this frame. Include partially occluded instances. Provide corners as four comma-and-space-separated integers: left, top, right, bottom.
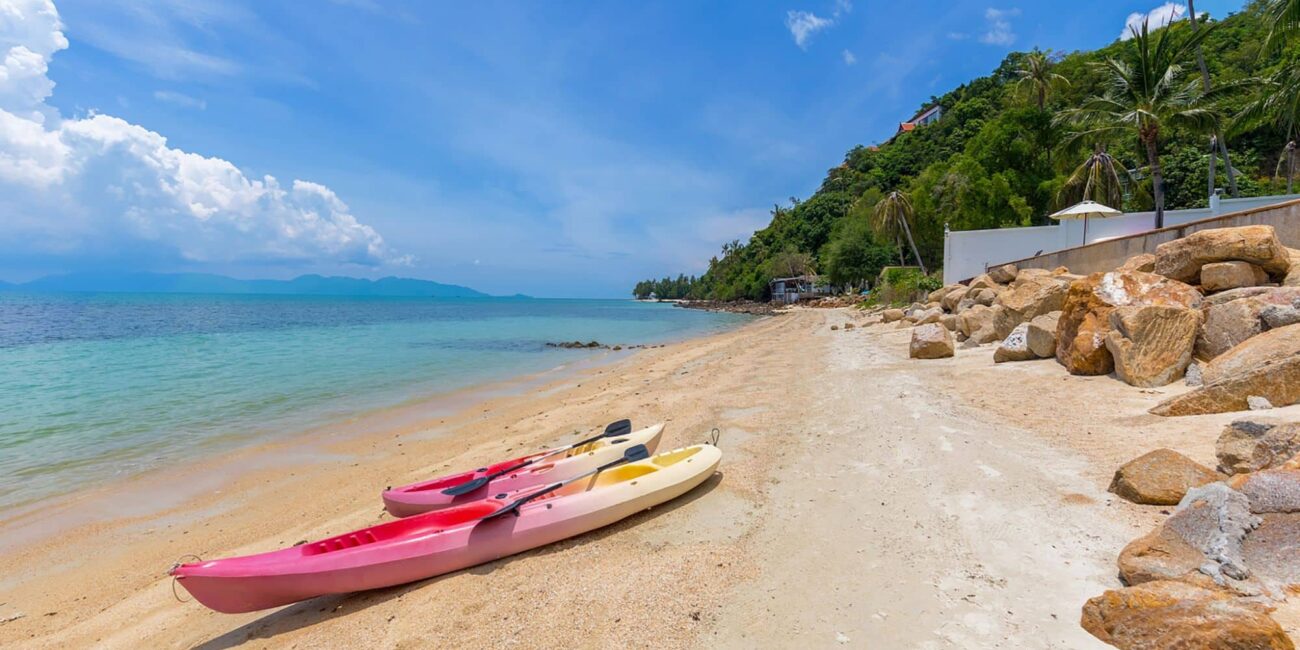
0, 294, 750, 511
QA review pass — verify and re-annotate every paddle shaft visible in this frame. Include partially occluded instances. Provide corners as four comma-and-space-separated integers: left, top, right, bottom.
482, 445, 648, 519
441, 419, 631, 496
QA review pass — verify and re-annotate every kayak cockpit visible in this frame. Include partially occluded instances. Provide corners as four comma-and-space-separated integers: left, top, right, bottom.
301, 500, 500, 556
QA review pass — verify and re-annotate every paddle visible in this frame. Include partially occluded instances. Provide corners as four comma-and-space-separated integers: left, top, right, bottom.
481, 443, 651, 520
440, 419, 633, 496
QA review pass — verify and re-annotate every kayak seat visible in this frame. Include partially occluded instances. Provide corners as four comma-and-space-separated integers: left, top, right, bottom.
301, 501, 499, 555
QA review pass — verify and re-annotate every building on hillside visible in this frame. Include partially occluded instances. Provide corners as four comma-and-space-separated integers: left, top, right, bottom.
769, 275, 830, 304
894, 105, 943, 138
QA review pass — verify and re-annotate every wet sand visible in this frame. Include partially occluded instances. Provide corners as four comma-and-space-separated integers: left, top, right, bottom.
2, 308, 1296, 648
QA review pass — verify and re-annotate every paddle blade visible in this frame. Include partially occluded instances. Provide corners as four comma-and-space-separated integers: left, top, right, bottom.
623, 443, 650, 463
441, 476, 489, 496
604, 419, 632, 436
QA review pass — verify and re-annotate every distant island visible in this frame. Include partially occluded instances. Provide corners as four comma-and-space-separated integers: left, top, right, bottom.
0, 272, 495, 298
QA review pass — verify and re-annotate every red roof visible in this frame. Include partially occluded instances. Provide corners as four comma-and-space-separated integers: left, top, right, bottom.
898, 122, 916, 132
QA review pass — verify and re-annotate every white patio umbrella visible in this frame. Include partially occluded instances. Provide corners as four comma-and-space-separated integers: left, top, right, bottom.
1049, 200, 1122, 245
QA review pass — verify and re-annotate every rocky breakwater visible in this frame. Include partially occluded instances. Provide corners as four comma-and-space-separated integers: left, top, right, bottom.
675, 300, 779, 316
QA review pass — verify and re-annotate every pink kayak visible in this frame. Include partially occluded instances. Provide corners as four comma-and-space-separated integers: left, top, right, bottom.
381, 423, 664, 517
170, 444, 721, 613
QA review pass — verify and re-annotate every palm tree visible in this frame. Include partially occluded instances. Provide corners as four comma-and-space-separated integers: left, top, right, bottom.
1187, 0, 1239, 196
1264, 0, 1300, 51
871, 191, 926, 274
1058, 145, 1144, 209
1058, 18, 1223, 228
1015, 49, 1069, 111
1235, 66, 1300, 194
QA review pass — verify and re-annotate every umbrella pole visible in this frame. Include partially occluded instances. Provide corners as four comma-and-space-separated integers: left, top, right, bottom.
1083, 215, 1089, 245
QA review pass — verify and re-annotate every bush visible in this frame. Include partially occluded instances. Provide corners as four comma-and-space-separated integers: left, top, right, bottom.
877, 268, 942, 306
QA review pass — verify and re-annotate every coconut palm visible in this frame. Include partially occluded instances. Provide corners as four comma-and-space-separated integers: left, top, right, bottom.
1058, 18, 1224, 228
871, 191, 926, 274
1058, 145, 1145, 209
1235, 66, 1300, 193
1014, 49, 1069, 111
1187, 0, 1239, 196
1264, 0, 1300, 51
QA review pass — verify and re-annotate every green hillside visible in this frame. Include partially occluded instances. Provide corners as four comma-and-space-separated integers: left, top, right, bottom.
634, 0, 1300, 301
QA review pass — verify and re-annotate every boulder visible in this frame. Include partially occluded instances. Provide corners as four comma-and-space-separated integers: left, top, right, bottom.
967, 273, 999, 292
912, 307, 943, 325
1057, 271, 1203, 375
882, 308, 906, 323
909, 323, 954, 359
971, 288, 997, 306
1185, 362, 1203, 386
1118, 483, 1259, 588
1285, 248, 1300, 287
987, 263, 1018, 284
1154, 225, 1291, 284
992, 274, 1069, 339
1108, 449, 1221, 505
993, 323, 1035, 363
1105, 305, 1202, 387
955, 297, 976, 313
1025, 311, 1061, 359
940, 313, 958, 331
928, 283, 965, 304
957, 304, 994, 338
1250, 396, 1276, 411
941, 288, 967, 312
1227, 469, 1300, 514
1050, 265, 1071, 275
1260, 296, 1300, 330
1197, 297, 1265, 360
1016, 267, 1053, 282
1201, 261, 1269, 293
1154, 324, 1300, 416
1119, 253, 1157, 273
1080, 580, 1292, 650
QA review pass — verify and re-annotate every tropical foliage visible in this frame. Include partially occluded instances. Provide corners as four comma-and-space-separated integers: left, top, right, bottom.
633, 1, 1300, 300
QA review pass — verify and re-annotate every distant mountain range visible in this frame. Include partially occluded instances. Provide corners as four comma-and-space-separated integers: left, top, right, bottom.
0, 272, 495, 298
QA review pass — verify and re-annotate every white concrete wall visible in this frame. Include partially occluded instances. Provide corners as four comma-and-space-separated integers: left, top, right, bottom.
942, 194, 1300, 283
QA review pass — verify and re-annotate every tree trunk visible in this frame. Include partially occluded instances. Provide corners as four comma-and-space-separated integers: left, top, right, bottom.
897, 215, 927, 275
1289, 142, 1296, 194
1145, 138, 1166, 229
1188, 0, 1239, 197
1208, 136, 1217, 200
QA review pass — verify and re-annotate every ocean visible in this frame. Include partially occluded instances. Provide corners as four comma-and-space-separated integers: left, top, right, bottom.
0, 293, 750, 512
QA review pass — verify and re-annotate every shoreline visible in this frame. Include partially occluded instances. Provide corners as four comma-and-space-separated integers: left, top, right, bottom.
4, 307, 1293, 647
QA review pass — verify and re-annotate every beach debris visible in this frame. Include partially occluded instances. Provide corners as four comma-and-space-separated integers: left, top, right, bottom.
1108, 449, 1220, 506
1152, 323, 1300, 416
1056, 271, 1202, 376
1249, 396, 1275, 411
908, 323, 954, 359
1104, 304, 1201, 387
993, 323, 1035, 363
1216, 419, 1300, 475
1080, 580, 1291, 650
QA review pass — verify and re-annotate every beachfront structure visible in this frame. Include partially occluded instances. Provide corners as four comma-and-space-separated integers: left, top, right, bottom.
769, 275, 829, 304
942, 193, 1300, 284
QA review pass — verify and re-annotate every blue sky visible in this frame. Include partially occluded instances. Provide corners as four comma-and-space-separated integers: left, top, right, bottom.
1, 0, 1243, 297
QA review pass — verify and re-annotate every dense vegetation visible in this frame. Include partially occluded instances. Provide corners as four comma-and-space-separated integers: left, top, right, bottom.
631, 0, 1300, 301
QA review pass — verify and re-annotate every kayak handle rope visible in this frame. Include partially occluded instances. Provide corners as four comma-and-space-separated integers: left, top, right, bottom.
708, 427, 722, 447
169, 554, 203, 603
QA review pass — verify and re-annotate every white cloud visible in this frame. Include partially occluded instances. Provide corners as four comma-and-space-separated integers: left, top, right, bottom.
0, 0, 397, 270
1121, 3, 1187, 40
833, 0, 852, 18
785, 10, 833, 49
152, 90, 206, 110
841, 49, 856, 65
980, 7, 1019, 46
947, 31, 970, 40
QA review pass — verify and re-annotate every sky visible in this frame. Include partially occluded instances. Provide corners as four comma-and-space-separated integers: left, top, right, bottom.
0, 0, 1245, 297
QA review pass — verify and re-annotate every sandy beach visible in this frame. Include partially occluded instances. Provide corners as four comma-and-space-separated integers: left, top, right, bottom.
2, 307, 1297, 648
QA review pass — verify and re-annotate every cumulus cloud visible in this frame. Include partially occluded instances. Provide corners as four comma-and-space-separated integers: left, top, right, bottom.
1121, 3, 1187, 40
841, 49, 856, 65
785, 10, 832, 49
980, 7, 1019, 46
0, 0, 396, 271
